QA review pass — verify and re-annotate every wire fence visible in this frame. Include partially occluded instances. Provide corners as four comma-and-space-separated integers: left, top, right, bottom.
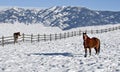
1, 26, 120, 46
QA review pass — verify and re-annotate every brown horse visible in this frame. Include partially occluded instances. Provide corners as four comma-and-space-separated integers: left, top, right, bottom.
13, 32, 21, 43
83, 32, 100, 57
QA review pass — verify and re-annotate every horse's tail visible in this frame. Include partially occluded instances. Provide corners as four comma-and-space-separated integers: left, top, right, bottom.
98, 39, 100, 53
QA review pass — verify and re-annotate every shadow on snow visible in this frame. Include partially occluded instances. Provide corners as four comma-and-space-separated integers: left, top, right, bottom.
28, 52, 74, 57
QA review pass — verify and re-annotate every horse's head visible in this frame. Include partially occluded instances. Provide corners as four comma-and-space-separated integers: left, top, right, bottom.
83, 32, 86, 35
14, 32, 21, 37
17, 32, 21, 36
83, 32, 88, 41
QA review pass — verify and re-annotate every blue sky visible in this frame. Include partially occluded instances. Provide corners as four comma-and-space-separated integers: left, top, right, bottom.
0, 0, 120, 11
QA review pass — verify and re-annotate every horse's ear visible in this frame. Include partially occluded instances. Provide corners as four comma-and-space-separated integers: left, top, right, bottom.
83, 32, 86, 35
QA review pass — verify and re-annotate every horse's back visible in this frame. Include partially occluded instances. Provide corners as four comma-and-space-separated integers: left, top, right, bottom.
92, 37, 100, 46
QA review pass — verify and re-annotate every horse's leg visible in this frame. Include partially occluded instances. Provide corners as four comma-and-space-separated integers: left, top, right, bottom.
16, 39, 18, 43
96, 39, 100, 55
16, 37, 18, 43
84, 48, 87, 57
89, 48, 91, 56
94, 47, 97, 54
96, 47, 100, 55
16, 38, 17, 43
14, 38, 15, 44
98, 43, 100, 54
95, 47, 100, 55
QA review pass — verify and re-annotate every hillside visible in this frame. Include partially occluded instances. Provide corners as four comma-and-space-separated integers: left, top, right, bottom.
0, 6, 120, 30
0, 23, 120, 37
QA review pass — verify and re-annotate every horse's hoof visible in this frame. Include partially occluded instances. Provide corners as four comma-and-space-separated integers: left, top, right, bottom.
84, 55, 87, 57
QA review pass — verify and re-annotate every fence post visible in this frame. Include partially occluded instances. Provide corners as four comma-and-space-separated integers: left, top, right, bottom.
50, 34, 52, 41
90, 30, 93, 34
116, 27, 117, 30
79, 30, 81, 36
67, 32, 69, 37
96, 30, 98, 34
59, 33, 62, 39
118, 26, 120, 29
38, 34, 40, 42
22, 33, 25, 42
108, 28, 111, 31
74, 31, 76, 36
100, 29, 103, 33
71, 31, 73, 37
31, 34, 33, 43
105, 29, 108, 32
112, 27, 114, 31
44, 34, 46, 41
55, 34, 57, 40
2, 36, 4, 46
64, 32, 66, 39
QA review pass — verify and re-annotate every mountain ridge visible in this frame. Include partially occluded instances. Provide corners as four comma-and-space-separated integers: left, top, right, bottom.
0, 6, 120, 30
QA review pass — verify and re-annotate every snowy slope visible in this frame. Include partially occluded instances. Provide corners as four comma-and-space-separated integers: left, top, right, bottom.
0, 23, 120, 37
0, 23, 62, 36
0, 24, 120, 72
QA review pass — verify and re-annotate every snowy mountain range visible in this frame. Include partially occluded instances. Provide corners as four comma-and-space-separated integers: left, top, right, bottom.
0, 6, 120, 30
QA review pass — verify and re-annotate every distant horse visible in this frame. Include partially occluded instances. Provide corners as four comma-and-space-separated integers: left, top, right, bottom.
13, 32, 21, 43
83, 32, 100, 57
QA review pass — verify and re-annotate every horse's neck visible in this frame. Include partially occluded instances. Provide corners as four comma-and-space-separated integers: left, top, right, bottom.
84, 35, 90, 41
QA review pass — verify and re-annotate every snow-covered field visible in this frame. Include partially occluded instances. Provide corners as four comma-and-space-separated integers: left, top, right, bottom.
0, 23, 120, 72
0, 23, 62, 36
0, 23, 120, 36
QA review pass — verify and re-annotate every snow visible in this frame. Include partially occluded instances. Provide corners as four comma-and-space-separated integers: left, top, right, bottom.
49, 6, 65, 13
0, 23, 120, 72
0, 23, 62, 36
